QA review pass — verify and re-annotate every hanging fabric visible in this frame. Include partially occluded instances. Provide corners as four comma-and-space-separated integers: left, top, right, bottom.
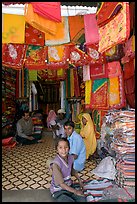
90, 63, 108, 80
45, 16, 70, 46
85, 80, 92, 105
107, 61, 122, 78
105, 44, 124, 62
68, 15, 85, 44
29, 70, 37, 81
2, 43, 27, 70
25, 22, 45, 46
98, 2, 130, 53
86, 44, 105, 64
2, 13, 25, 44
31, 2, 61, 23
83, 64, 90, 82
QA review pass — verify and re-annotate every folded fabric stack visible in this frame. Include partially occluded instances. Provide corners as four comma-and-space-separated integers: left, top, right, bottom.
110, 109, 135, 188
32, 112, 44, 134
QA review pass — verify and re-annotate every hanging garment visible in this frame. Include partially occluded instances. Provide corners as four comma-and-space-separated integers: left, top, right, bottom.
96, 2, 123, 27
107, 61, 122, 78
73, 68, 80, 97
90, 78, 109, 110
86, 44, 105, 64
85, 80, 92, 105
83, 64, 90, 82
68, 15, 85, 44
84, 13, 99, 46
31, 2, 61, 23
25, 22, 45, 46
29, 70, 37, 81
90, 63, 108, 80
2, 43, 27, 70
105, 44, 124, 62
2, 13, 25, 44
98, 2, 130, 53
45, 16, 70, 46
24, 3, 57, 35
25, 45, 47, 70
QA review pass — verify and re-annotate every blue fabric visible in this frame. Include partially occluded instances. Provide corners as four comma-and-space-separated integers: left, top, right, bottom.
67, 131, 86, 171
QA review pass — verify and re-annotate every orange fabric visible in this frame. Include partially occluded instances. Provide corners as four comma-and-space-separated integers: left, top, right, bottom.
24, 3, 57, 35
109, 77, 120, 106
68, 16, 85, 44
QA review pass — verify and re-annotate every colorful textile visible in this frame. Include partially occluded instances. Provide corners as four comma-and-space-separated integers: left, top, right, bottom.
107, 61, 122, 78
38, 69, 66, 81
90, 63, 108, 80
70, 69, 74, 97
2, 13, 25, 44
105, 44, 124, 62
73, 68, 80, 97
109, 75, 126, 109
84, 14, 99, 45
68, 15, 85, 44
48, 45, 69, 63
31, 2, 61, 23
29, 70, 37, 81
96, 2, 123, 27
85, 80, 92, 105
25, 45, 47, 70
98, 2, 130, 53
45, 16, 70, 46
24, 3, 57, 35
124, 76, 135, 108
25, 23, 45, 46
90, 78, 109, 110
2, 44, 27, 69
123, 59, 135, 80
86, 44, 105, 64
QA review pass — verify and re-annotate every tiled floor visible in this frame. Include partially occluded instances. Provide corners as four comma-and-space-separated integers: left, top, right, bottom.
2, 130, 99, 191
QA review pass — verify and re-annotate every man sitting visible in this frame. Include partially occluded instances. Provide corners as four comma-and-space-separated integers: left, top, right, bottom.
16, 110, 43, 145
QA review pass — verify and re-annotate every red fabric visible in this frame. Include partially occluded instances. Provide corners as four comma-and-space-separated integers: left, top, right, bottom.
38, 69, 66, 80
96, 2, 123, 27
31, 2, 61, 23
107, 61, 122, 78
73, 69, 80, 97
86, 44, 106, 64
90, 63, 108, 80
2, 2, 29, 5
25, 23, 45, 46
2, 44, 28, 70
105, 44, 124, 62
124, 76, 135, 108
123, 59, 135, 80
16, 70, 19, 98
84, 14, 99, 45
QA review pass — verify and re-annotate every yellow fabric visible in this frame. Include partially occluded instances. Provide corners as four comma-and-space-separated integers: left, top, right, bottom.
24, 3, 57, 35
48, 45, 65, 62
80, 113, 97, 159
85, 80, 92, 105
70, 69, 74, 97
2, 14, 25, 43
109, 77, 120, 106
57, 69, 64, 77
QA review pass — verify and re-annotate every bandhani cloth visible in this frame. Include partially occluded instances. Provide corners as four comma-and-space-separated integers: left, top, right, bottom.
90, 63, 108, 80
105, 44, 124, 62
86, 44, 105, 64
25, 45, 48, 70
98, 2, 130, 53
31, 2, 61, 23
123, 59, 135, 80
90, 78, 109, 110
2, 43, 27, 69
96, 2, 123, 27
25, 23, 45, 46
69, 45, 90, 67
84, 14, 99, 46
38, 68, 66, 81
45, 16, 70, 46
24, 3, 57, 36
2, 13, 25, 44
29, 70, 37, 81
121, 35, 135, 64
85, 80, 92, 105
92, 109, 108, 139
68, 15, 85, 44
129, 2, 135, 34
83, 64, 90, 82
107, 61, 122, 78
109, 75, 126, 109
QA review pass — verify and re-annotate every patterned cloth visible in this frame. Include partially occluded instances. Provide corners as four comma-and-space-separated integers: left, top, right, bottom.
98, 2, 130, 53
2, 44, 27, 69
90, 63, 108, 80
25, 23, 45, 46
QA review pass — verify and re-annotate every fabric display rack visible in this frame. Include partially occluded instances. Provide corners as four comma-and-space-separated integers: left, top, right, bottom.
31, 112, 44, 134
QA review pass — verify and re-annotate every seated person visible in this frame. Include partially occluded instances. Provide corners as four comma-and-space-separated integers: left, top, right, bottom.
16, 110, 43, 145
55, 109, 68, 138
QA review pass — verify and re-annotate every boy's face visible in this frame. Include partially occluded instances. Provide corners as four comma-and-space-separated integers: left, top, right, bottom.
57, 141, 69, 158
64, 125, 73, 137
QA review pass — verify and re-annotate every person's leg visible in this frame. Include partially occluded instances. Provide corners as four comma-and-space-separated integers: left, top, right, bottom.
32, 133, 42, 140
16, 135, 38, 145
52, 190, 75, 202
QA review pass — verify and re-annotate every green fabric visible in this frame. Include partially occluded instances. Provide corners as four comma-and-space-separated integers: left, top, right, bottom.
92, 78, 108, 92
29, 70, 37, 81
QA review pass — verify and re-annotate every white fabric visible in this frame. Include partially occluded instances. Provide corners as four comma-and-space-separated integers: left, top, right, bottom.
57, 109, 66, 114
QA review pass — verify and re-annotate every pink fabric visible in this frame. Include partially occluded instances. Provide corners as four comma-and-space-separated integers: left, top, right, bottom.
47, 110, 57, 128
31, 2, 61, 23
107, 61, 122, 78
84, 14, 99, 45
